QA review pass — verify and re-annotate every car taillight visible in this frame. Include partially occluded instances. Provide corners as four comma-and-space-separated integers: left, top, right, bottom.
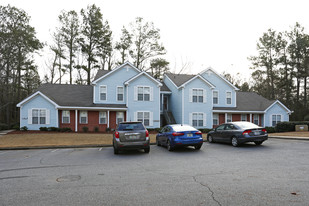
172, 132, 184, 136
242, 130, 252, 135
195, 131, 202, 135
146, 130, 149, 137
115, 131, 119, 139
262, 129, 267, 133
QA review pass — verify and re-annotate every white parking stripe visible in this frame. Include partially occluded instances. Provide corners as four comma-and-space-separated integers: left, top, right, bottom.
51, 149, 59, 153
99, 148, 103, 151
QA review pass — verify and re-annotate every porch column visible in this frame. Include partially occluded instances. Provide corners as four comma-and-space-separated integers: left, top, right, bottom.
75, 110, 78, 132
225, 113, 227, 123
250, 114, 252, 123
107, 110, 110, 128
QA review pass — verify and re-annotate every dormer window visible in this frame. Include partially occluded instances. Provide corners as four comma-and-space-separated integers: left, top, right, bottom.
100, 85, 107, 101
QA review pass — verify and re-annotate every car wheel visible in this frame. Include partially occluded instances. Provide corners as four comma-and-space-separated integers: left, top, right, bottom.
144, 147, 150, 153
208, 135, 214, 143
167, 140, 174, 151
231, 137, 239, 147
254, 141, 263, 145
156, 138, 161, 146
194, 145, 202, 150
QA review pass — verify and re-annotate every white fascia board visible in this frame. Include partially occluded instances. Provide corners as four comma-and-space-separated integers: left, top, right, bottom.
160, 91, 172, 94
264, 100, 292, 114
92, 62, 140, 85
58, 106, 127, 111
124, 72, 162, 87
164, 74, 179, 89
199, 67, 239, 91
16, 91, 59, 108
179, 75, 215, 89
212, 110, 265, 114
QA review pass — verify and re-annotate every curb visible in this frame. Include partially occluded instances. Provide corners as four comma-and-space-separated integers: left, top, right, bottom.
269, 136, 309, 141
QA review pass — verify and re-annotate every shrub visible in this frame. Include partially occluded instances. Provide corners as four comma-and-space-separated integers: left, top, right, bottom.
48, 127, 59, 132
20, 126, 28, 131
265, 127, 276, 133
12, 125, 20, 131
59, 127, 72, 132
82, 126, 89, 133
147, 128, 161, 133
199, 128, 213, 134
106, 127, 111, 132
0, 123, 9, 131
39, 127, 48, 131
304, 115, 309, 121
94, 126, 99, 132
275, 121, 309, 132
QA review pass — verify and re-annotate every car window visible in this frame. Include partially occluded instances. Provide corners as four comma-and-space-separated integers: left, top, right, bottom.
225, 124, 235, 130
118, 122, 145, 131
216, 125, 225, 131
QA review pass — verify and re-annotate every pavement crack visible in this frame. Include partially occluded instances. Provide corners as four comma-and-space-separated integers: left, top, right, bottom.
193, 176, 222, 206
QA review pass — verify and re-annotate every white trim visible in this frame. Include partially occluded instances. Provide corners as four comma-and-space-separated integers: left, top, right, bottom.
107, 110, 110, 128
136, 111, 152, 127
75, 110, 78, 132
93, 87, 96, 103
270, 114, 283, 127
99, 111, 107, 124
213, 90, 219, 105
264, 100, 292, 114
241, 114, 247, 121
160, 91, 172, 94
99, 85, 107, 101
250, 114, 252, 122
180, 74, 215, 89
126, 86, 129, 107
212, 110, 265, 113
158, 88, 161, 126
182, 88, 184, 124
225, 113, 227, 123
199, 67, 239, 90
164, 74, 179, 89
29, 108, 49, 125
17, 91, 59, 108
191, 88, 205, 103
213, 113, 219, 126
226, 91, 232, 105
116, 86, 124, 102
58, 106, 127, 111
124, 71, 162, 87
79, 111, 88, 124
253, 114, 259, 125
92, 62, 140, 85
62, 110, 70, 124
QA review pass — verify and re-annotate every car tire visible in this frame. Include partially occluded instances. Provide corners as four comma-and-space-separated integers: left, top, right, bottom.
167, 140, 174, 151
144, 147, 150, 153
156, 138, 161, 146
114, 146, 119, 155
231, 137, 239, 147
254, 141, 263, 145
208, 135, 214, 143
194, 145, 202, 150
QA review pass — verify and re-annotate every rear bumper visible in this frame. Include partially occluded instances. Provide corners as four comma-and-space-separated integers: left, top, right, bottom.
114, 139, 150, 150
238, 135, 268, 144
173, 138, 204, 147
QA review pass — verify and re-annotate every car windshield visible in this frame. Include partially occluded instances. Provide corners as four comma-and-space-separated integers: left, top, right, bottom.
118, 122, 145, 131
171, 125, 197, 132
233, 122, 261, 129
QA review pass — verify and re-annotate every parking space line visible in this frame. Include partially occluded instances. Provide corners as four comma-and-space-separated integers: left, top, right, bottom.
99, 148, 103, 151
51, 149, 59, 153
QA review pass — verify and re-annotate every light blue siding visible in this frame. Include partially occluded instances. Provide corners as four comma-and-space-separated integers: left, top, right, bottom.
264, 103, 289, 127
94, 65, 139, 104
201, 71, 236, 107
20, 95, 57, 130
127, 74, 160, 128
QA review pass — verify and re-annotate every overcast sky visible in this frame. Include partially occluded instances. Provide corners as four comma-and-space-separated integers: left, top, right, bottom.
2, 0, 309, 82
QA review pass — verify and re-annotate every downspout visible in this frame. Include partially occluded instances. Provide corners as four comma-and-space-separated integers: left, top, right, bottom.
75, 110, 78, 132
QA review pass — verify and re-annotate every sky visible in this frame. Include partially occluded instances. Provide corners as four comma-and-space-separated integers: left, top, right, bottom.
2, 0, 309, 83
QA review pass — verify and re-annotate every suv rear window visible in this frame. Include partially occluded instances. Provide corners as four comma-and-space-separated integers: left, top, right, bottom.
118, 122, 145, 131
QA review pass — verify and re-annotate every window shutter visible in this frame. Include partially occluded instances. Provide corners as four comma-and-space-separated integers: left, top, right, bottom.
134, 86, 137, 101
189, 89, 192, 102
28, 109, 32, 124
105, 86, 108, 101
134, 112, 137, 121
203, 89, 207, 103
203, 113, 207, 127
189, 113, 192, 126
150, 87, 154, 101
46, 109, 50, 124
150, 112, 153, 126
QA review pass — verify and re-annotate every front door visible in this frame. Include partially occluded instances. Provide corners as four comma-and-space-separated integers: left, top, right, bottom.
163, 96, 168, 111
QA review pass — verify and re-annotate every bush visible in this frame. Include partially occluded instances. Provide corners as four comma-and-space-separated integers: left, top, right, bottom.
0, 123, 9, 131
106, 127, 111, 132
147, 128, 161, 133
82, 126, 89, 133
20, 126, 28, 131
48, 127, 59, 132
199, 128, 213, 133
304, 115, 309, 121
59, 127, 72, 132
94, 126, 99, 132
39, 127, 48, 131
275, 121, 309, 132
12, 125, 20, 131
265, 127, 276, 133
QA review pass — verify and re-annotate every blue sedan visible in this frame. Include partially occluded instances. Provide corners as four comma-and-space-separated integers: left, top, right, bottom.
156, 124, 203, 151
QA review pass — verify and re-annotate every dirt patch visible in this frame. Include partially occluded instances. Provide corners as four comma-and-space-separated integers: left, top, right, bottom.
269, 131, 309, 137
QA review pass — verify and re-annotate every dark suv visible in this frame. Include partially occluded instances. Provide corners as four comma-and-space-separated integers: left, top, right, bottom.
113, 122, 150, 154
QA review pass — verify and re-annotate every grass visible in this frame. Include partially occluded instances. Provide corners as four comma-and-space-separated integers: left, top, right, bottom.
269, 131, 309, 137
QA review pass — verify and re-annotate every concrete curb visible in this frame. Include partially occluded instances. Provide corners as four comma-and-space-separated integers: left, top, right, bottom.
269, 136, 309, 141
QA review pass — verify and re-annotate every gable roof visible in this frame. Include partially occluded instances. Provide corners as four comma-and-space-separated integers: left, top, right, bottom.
213, 92, 275, 112
93, 70, 111, 81
161, 82, 171, 92
164, 73, 215, 89
124, 71, 162, 86
92, 62, 140, 85
199, 67, 239, 90
18, 84, 126, 109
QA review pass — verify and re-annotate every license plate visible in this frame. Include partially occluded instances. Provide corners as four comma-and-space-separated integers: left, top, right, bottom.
187, 134, 193, 137
254, 131, 260, 135
130, 135, 138, 139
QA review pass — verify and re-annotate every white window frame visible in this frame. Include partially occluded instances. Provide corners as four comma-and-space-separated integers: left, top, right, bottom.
117, 86, 124, 101
80, 111, 88, 124
116, 112, 124, 125
62, 110, 70, 124
192, 112, 205, 127
137, 111, 150, 127
32, 109, 47, 124
226, 91, 232, 105
213, 114, 219, 125
99, 111, 107, 124
191, 88, 205, 103
241, 114, 247, 121
254, 114, 259, 125
213, 90, 219, 104
100, 85, 107, 101
271, 114, 282, 127
226, 114, 232, 122
137, 86, 151, 101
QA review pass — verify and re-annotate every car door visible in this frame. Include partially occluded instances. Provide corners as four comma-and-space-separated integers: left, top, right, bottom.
222, 124, 236, 143
212, 124, 225, 142
157, 126, 167, 144
162, 126, 172, 145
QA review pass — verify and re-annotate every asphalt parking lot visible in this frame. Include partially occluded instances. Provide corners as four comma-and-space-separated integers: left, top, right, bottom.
0, 138, 308, 206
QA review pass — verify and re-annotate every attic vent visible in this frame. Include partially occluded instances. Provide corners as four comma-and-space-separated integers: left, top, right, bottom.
126, 66, 129, 72
206, 70, 212, 76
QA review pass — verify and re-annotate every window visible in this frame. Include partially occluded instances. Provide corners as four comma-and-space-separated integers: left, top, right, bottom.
99, 111, 107, 124
226, 92, 232, 105
213, 114, 219, 125
62, 110, 70, 124
137, 112, 150, 126
254, 114, 259, 125
272, 115, 281, 126
192, 113, 204, 127
116, 112, 124, 125
241, 114, 247, 121
32, 109, 46, 124
213, 91, 218, 104
80, 111, 88, 124
226, 114, 232, 122
192, 89, 204, 103
138, 86, 150, 101
100, 85, 107, 101
117, 87, 124, 101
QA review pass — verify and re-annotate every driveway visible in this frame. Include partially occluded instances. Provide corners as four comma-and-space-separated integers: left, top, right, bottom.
0, 139, 308, 206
